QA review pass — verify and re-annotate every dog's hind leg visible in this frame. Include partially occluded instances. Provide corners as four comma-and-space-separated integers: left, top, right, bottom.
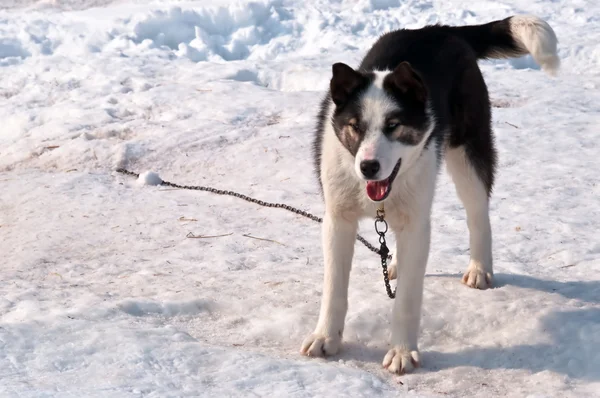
445, 146, 494, 289
300, 210, 357, 357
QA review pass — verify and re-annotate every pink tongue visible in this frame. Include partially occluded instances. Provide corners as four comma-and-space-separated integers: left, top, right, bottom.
366, 180, 389, 201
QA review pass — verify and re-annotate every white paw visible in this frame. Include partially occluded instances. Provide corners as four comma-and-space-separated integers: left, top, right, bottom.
382, 346, 420, 375
300, 333, 342, 357
462, 260, 493, 289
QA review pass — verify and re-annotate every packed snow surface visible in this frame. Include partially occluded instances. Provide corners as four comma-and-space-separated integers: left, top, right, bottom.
1, 0, 600, 396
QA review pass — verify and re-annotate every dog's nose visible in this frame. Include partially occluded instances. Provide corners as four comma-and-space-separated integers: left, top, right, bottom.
360, 160, 380, 179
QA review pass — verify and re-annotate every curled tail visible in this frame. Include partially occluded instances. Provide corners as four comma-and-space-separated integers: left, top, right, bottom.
452, 15, 560, 75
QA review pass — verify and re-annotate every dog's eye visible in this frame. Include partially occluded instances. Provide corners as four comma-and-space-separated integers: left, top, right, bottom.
386, 122, 399, 130
348, 123, 359, 131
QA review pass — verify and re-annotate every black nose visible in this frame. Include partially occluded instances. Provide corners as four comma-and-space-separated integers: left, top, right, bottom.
360, 160, 380, 179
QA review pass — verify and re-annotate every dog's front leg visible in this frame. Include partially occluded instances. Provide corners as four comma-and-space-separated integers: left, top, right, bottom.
300, 210, 358, 357
382, 218, 430, 374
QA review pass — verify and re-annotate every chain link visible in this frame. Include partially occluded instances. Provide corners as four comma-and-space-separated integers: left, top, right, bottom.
375, 211, 396, 299
116, 168, 395, 297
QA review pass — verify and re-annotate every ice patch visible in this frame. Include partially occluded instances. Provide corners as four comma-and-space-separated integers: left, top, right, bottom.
367, 0, 401, 11
0, 38, 30, 65
509, 54, 543, 71
137, 171, 162, 186
0, 38, 30, 58
119, 298, 215, 317
257, 67, 329, 91
486, 55, 544, 73
229, 68, 260, 82
222, 65, 330, 91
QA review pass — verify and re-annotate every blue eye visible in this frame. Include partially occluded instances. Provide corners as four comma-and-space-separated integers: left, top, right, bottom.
386, 122, 399, 130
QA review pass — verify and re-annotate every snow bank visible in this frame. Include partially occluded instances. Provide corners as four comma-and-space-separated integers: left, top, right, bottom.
130, 2, 296, 62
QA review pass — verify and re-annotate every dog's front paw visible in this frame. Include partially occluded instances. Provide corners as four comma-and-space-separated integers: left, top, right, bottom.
300, 333, 341, 357
462, 260, 493, 289
382, 346, 420, 375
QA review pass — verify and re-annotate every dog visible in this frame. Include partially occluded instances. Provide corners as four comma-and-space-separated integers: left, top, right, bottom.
300, 15, 559, 374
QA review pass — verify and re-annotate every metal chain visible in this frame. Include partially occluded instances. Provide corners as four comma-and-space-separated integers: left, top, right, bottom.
375, 206, 396, 299
116, 168, 395, 297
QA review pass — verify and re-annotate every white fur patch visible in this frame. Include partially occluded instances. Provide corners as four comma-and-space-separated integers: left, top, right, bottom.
510, 15, 560, 75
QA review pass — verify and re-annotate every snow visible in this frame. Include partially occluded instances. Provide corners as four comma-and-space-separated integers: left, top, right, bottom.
137, 170, 162, 186
1, 0, 599, 396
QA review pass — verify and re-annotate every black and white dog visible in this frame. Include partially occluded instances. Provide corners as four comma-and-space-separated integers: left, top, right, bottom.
301, 16, 559, 374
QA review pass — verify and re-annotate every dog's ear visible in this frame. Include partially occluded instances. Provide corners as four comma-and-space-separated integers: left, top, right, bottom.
330, 63, 365, 107
384, 62, 427, 104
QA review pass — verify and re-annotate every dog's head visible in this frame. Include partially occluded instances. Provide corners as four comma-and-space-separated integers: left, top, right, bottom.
329, 62, 435, 201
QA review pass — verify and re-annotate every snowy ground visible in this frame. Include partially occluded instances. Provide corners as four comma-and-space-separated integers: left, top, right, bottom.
1, 0, 600, 396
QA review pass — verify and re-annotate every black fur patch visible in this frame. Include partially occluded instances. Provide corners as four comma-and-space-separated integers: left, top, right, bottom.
312, 69, 375, 191
382, 62, 431, 146
329, 67, 374, 156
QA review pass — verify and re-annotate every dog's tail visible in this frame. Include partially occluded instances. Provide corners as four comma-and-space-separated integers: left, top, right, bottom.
451, 15, 560, 75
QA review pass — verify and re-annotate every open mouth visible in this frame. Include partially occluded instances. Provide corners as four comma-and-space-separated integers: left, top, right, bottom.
365, 159, 402, 202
